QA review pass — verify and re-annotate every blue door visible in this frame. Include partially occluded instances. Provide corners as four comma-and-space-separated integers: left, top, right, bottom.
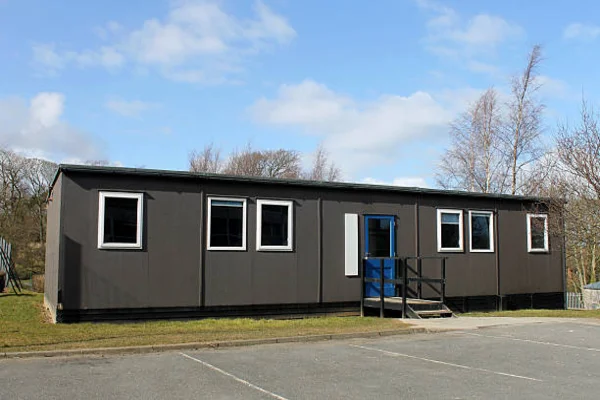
364, 215, 396, 297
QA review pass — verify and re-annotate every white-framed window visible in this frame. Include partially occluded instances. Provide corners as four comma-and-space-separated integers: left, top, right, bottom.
469, 210, 494, 253
257, 199, 293, 251
98, 191, 143, 249
207, 197, 247, 251
527, 214, 549, 253
437, 209, 463, 252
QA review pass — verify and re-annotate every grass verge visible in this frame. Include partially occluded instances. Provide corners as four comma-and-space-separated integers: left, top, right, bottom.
0, 292, 409, 353
463, 309, 600, 319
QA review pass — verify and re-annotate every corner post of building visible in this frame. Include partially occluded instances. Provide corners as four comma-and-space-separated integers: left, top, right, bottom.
379, 258, 385, 318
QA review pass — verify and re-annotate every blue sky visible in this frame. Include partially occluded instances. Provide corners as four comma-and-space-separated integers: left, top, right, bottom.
1, 0, 599, 187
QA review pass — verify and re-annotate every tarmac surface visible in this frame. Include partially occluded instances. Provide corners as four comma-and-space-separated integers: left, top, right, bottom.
1, 318, 599, 399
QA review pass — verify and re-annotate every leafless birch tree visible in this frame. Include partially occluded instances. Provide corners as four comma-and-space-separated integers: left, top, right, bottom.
436, 88, 506, 193
504, 45, 545, 195
304, 144, 341, 181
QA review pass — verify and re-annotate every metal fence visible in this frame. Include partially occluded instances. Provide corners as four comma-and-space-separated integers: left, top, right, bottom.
566, 292, 585, 310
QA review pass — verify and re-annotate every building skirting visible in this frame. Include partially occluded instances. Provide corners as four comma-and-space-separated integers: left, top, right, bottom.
445, 292, 564, 313
55, 292, 565, 322
56, 302, 361, 323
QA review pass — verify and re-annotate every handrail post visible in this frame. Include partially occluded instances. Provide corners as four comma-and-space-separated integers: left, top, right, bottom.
394, 258, 399, 297
379, 258, 385, 318
402, 258, 408, 319
360, 258, 365, 317
417, 257, 422, 299
441, 257, 446, 305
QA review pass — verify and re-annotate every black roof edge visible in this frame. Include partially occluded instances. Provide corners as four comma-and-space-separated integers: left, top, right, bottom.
51, 164, 555, 203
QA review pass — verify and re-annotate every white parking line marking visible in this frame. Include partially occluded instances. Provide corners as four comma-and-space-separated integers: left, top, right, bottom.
180, 352, 289, 400
460, 332, 600, 352
350, 344, 542, 382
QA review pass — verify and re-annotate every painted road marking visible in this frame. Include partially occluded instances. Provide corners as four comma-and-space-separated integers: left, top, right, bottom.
460, 331, 600, 352
180, 352, 289, 400
350, 344, 542, 382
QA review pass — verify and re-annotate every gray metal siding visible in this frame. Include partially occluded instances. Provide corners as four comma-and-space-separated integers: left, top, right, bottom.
498, 205, 564, 295
44, 174, 62, 319
203, 186, 319, 306
417, 197, 498, 298
61, 174, 202, 310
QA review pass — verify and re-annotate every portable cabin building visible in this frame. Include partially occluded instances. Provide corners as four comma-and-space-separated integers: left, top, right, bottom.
44, 165, 565, 322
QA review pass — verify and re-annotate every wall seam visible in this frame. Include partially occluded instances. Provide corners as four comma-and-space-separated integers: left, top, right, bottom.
317, 197, 323, 303
199, 188, 205, 307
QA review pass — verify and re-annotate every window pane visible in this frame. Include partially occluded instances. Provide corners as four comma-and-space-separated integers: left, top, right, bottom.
441, 224, 460, 249
368, 218, 391, 257
104, 197, 138, 244
211, 202, 243, 247
471, 213, 491, 250
441, 213, 460, 224
530, 217, 546, 249
261, 204, 289, 246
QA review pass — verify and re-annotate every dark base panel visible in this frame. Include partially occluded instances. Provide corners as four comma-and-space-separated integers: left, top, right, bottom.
445, 295, 499, 313
501, 292, 565, 311
57, 302, 361, 323
444, 292, 565, 313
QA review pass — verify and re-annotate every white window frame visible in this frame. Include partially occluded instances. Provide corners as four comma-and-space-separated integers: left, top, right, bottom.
256, 199, 294, 251
207, 197, 247, 251
98, 191, 144, 249
527, 213, 549, 253
437, 209, 464, 252
468, 210, 494, 253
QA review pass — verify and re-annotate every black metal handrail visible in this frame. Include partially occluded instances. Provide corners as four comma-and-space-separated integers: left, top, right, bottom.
360, 256, 448, 318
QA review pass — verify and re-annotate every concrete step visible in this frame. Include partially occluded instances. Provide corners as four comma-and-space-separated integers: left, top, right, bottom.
415, 309, 454, 318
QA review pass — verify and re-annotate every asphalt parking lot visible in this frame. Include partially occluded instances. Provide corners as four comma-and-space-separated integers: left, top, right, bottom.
1, 320, 599, 399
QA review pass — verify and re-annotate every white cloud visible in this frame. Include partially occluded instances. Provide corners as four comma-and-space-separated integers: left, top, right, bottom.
105, 98, 160, 117
417, 0, 523, 73
563, 23, 600, 40
537, 75, 570, 99
0, 93, 103, 161
250, 79, 458, 174
33, 44, 125, 74
94, 20, 123, 40
362, 177, 430, 188
32, 0, 295, 84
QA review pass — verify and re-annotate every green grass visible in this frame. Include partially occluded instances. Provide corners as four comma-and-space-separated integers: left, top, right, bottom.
463, 309, 600, 318
0, 292, 409, 353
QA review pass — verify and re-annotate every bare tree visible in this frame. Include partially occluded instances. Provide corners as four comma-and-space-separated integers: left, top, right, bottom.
504, 44, 545, 195
0, 148, 27, 215
23, 158, 57, 243
538, 99, 600, 292
223, 143, 302, 179
189, 143, 223, 174
436, 88, 506, 193
304, 144, 341, 181
557, 99, 600, 198
223, 143, 268, 177
0, 148, 57, 277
